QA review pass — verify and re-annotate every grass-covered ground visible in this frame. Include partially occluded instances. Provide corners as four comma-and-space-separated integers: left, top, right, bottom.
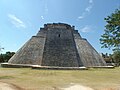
0, 67, 120, 90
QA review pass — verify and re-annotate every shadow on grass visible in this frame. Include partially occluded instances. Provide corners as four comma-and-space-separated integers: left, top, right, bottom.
0, 76, 15, 79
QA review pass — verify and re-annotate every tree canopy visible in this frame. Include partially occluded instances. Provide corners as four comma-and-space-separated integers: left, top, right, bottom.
0, 51, 15, 63
100, 9, 120, 49
112, 48, 120, 66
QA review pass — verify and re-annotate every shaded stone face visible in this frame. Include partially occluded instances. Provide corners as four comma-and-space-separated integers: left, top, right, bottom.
8, 23, 107, 67
41, 27, 81, 67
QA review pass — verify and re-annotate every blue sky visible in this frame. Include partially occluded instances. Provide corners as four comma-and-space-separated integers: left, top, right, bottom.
0, 0, 119, 54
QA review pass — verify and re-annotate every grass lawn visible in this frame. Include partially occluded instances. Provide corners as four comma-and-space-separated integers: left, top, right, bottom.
0, 67, 120, 90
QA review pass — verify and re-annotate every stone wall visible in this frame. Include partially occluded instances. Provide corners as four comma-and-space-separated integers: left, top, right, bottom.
42, 27, 82, 67
8, 30, 46, 65
75, 38, 106, 67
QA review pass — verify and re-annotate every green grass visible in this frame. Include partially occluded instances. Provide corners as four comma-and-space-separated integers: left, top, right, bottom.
0, 67, 120, 90
0, 76, 15, 79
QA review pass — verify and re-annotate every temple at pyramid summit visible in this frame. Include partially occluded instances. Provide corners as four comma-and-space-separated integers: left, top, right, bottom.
4, 23, 107, 68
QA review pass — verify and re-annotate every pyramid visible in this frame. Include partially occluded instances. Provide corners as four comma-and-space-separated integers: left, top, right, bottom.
7, 23, 106, 67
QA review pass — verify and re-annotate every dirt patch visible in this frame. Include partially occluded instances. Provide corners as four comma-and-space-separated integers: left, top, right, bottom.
98, 87, 120, 90
0, 82, 23, 90
62, 84, 94, 90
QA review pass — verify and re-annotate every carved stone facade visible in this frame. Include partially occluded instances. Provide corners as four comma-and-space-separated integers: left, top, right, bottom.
8, 23, 107, 67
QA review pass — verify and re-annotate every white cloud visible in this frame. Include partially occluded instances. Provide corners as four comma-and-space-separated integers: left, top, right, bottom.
85, 0, 93, 12
80, 26, 92, 33
78, 12, 86, 19
45, 3, 48, 14
77, 0, 93, 20
8, 14, 26, 28
89, 0, 93, 3
41, 16, 44, 19
78, 16, 84, 19
85, 5, 92, 12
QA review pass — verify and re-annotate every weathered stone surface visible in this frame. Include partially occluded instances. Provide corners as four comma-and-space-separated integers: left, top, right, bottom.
42, 28, 81, 67
8, 36, 46, 65
75, 39, 106, 67
7, 23, 107, 67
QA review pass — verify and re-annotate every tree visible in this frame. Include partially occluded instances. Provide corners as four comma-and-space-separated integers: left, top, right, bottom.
112, 49, 120, 66
0, 54, 4, 63
0, 51, 15, 63
100, 9, 120, 49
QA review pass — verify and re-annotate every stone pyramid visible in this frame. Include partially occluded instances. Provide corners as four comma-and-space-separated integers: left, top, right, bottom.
8, 23, 106, 67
